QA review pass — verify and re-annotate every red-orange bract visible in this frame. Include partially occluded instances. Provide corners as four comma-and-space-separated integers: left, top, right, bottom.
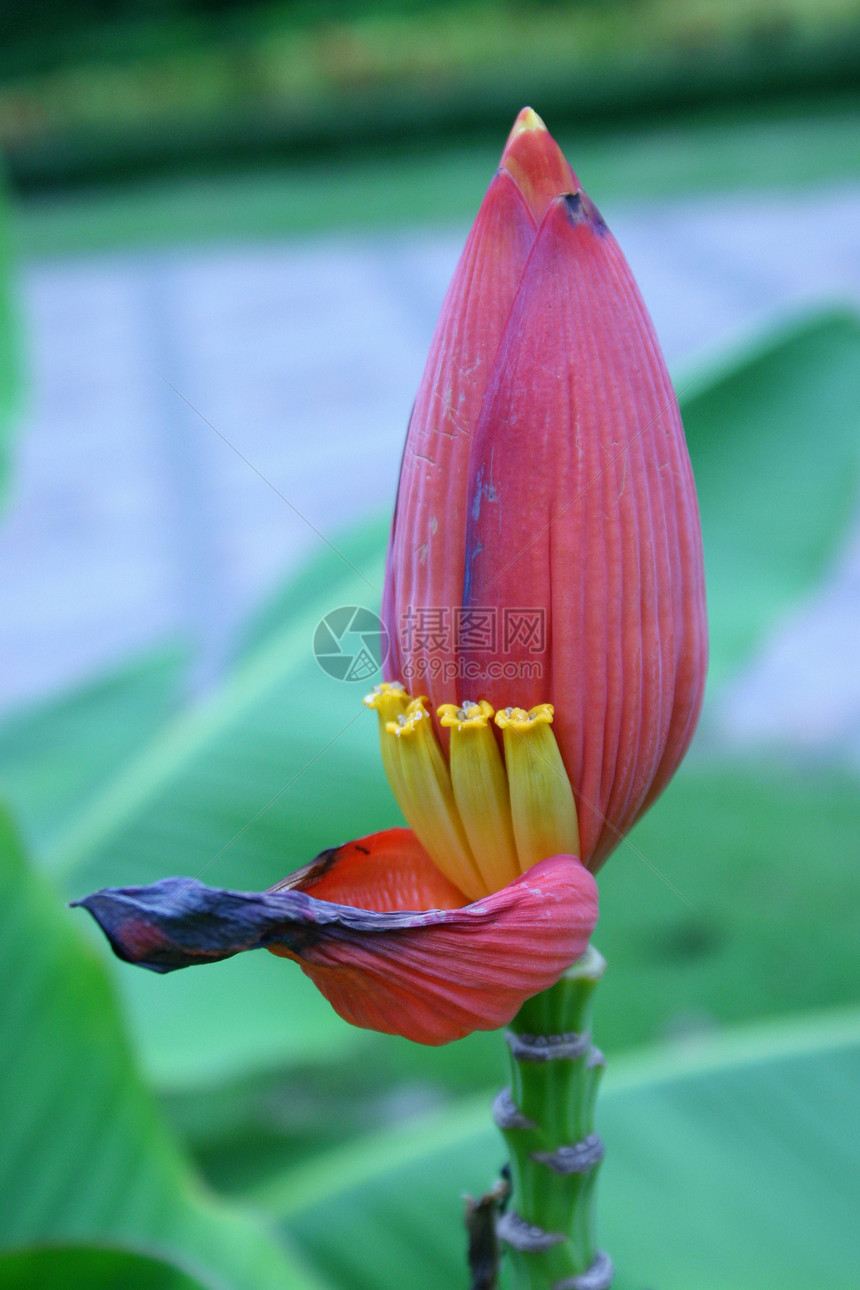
75, 832, 597, 1045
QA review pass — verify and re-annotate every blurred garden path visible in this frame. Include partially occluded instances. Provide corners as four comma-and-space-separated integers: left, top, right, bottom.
2, 182, 860, 756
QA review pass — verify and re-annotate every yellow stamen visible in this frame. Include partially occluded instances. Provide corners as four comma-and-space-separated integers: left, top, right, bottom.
438, 700, 520, 892
495, 704, 580, 872
382, 696, 485, 900
366, 687, 581, 895
364, 680, 410, 723
364, 682, 412, 805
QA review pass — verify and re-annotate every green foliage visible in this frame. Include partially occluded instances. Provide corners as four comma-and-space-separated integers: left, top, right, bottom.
15, 105, 860, 256
600, 758, 860, 1049
0, 1247, 208, 1290
44, 521, 390, 1090
0, 646, 188, 853
684, 308, 860, 689
49, 519, 391, 897
272, 1012, 860, 1290
0, 805, 331, 1290
6, 0, 860, 194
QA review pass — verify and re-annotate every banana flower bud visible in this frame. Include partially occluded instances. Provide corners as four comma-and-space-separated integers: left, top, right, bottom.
383, 108, 707, 870
74, 108, 704, 1046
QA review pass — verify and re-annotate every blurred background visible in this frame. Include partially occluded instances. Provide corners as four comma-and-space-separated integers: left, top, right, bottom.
1, 4, 859, 1290
3, 0, 860, 724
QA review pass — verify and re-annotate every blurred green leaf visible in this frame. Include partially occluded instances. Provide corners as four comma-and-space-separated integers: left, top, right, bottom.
0, 805, 332, 1290
116, 938, 372, 1092
43, 524, 391, 1088
683, 308, 860, 690
598, 755, 860, 1050
17, 106, 860, 255
0, 1246, 207, 1290
0, 646, 188, 853
232, 515, 390, 663
269, 1011, 860, 1290
51, 524, 390, 896
165, 1025, 507, 1196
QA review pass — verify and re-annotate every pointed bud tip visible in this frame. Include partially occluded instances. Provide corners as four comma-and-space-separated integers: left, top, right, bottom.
499, 109, 580, 225
503, 106, 548, 149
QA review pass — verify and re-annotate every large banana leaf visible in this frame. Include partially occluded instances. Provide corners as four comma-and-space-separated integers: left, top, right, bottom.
0, 645, 188, 853
269, 1011, 860, 1290
44, 524, 392, 1090
0, 1247, 208, 1290
0, 805, 331, 1290
682, 307, 860, 690
49, 521, 391, 898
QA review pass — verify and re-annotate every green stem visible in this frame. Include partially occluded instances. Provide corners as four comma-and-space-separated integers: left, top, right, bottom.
495, 946, 611, 1290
